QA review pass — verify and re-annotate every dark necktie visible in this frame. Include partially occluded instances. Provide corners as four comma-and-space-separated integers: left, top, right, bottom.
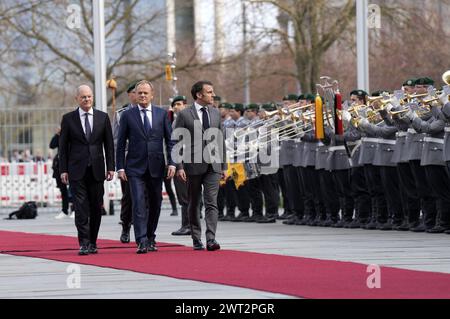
201, 107, 210, 130
84, 113, 91, 140
142, 109, 151, 135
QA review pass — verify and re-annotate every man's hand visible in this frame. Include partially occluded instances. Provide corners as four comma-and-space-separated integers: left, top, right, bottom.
221, 170, 227, 180
106, 171, 115, 181
61, 173, 69, 185
166, 165, 176, 179
176, 169, 187, 182
118, 170, 127, 182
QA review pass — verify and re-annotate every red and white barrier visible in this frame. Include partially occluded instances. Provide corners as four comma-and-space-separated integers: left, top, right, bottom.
0, 161, 124, 207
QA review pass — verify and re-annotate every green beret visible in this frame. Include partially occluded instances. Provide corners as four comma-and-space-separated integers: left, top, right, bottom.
350, 90, 368, 97
403, 78, 416, 87
297, 94, 305, 101
305, 94, 316, 103
261, 103, 277, 112
214, 96, 222, 102
171, 95, 187, 107
219, 102, 233, 109
233, 103, 244, 113
245, 103, 259, 111
371, 90, 390, 97
415, 77, 434, 86
283, 94, 299, 101
126, 81, 139, 93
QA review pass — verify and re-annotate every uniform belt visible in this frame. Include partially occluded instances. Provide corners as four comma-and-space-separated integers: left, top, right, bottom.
396, 131, 408, 138
407, 128, 417, 134
379, 139, 397, 145
361, 137, 381, 143
329, 145, 346, 152
445, 127, 450, 133
424, 137, 444, 144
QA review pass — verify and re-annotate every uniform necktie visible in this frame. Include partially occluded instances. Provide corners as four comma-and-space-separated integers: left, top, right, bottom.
84, 113, 91, 140
201, 107, 210, 130
142, 109, 151, 135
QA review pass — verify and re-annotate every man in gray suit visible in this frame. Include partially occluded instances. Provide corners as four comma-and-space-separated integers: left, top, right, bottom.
173, 81, 226, 251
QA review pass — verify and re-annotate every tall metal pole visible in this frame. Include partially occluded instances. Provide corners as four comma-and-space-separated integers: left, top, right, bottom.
242, 1, 250, 104
357, 0, 369, 92
93, 1, 110, 213
93, 1, 107, 112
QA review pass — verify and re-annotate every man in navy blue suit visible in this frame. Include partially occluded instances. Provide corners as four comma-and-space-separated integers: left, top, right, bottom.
116, 80, 176, 254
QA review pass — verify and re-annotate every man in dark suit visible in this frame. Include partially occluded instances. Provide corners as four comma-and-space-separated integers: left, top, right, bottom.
59, 85, 115, 255
116, 80, 176, 254
173, 80, 226, 251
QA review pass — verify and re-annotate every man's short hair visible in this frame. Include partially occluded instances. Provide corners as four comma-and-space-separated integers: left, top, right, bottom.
191, 81, 213, 100
135, 80, 154, 91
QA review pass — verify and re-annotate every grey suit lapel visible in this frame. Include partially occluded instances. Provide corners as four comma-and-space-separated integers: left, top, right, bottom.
190, 104, 204, 132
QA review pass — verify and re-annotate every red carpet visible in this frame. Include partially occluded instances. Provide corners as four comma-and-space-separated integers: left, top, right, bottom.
1, 230, 450, 299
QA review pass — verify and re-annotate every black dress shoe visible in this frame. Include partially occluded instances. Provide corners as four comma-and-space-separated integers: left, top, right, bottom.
170, 209, 178, 216
88, 243, 97, 254
395, 221, 410, 231
257, 216, 277, 223
410, 223, 427, 232
78, 245, 89, 256
426, 226, 450, 234
171, 227, 191, 236
207, 240, 221, 251
136, 242, 148, 254
282, 217, 297, 225
193, 239, 205, 250
445, 229, 450, 234
120, 228, 130, 244
148, 241, 158, 252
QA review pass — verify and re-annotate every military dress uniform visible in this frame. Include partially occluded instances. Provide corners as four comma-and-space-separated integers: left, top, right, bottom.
325, 128, 355, 228
404, 109, 437, 231
358, 111, 404, 230
301, 127, 326, 225
409, 105, 450, 233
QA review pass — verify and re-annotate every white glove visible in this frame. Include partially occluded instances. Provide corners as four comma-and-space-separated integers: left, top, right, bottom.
405, 109, 418, 121
385, 103, 394, 113
358, 118, 370, 128
439, 92, 449, 105
342, 110, 352, 122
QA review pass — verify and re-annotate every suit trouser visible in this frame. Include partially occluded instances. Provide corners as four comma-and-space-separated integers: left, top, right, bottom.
128, 171, 163, 245
409, 160, 437, 227
318, 169, 340, 220
70, 167, 104, 246
424, 165, 450, 228
56, 176, 69, 214
302, 166, 326, 220
350, 166, 371, 222
297, 167, 315, 219
258, 173, 280, 218
174, 176, 190, 229
187, 165, 221, 242
247, 178, 263, 216
225, 179, 238, 216
277, 168, 291, 215
217, 186, 225, 217
164, 178, 177, 211
283, 165, 304, 218
332, 169, 354, 221
120, 179, 132, 227
397, 162, 421, 224
379, 166, 404, 224
364, 164, 387, 223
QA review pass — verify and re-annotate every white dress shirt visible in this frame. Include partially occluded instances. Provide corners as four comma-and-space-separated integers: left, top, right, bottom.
78, 107, 94, 135
194, 102, 210, 127
138, 104, 152, 128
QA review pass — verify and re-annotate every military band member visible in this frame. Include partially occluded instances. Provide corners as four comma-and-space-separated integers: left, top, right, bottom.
357, 92, 405, 230
405, 87, 450, 233
403, 77, 438, 232
280, 94, 305, 225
